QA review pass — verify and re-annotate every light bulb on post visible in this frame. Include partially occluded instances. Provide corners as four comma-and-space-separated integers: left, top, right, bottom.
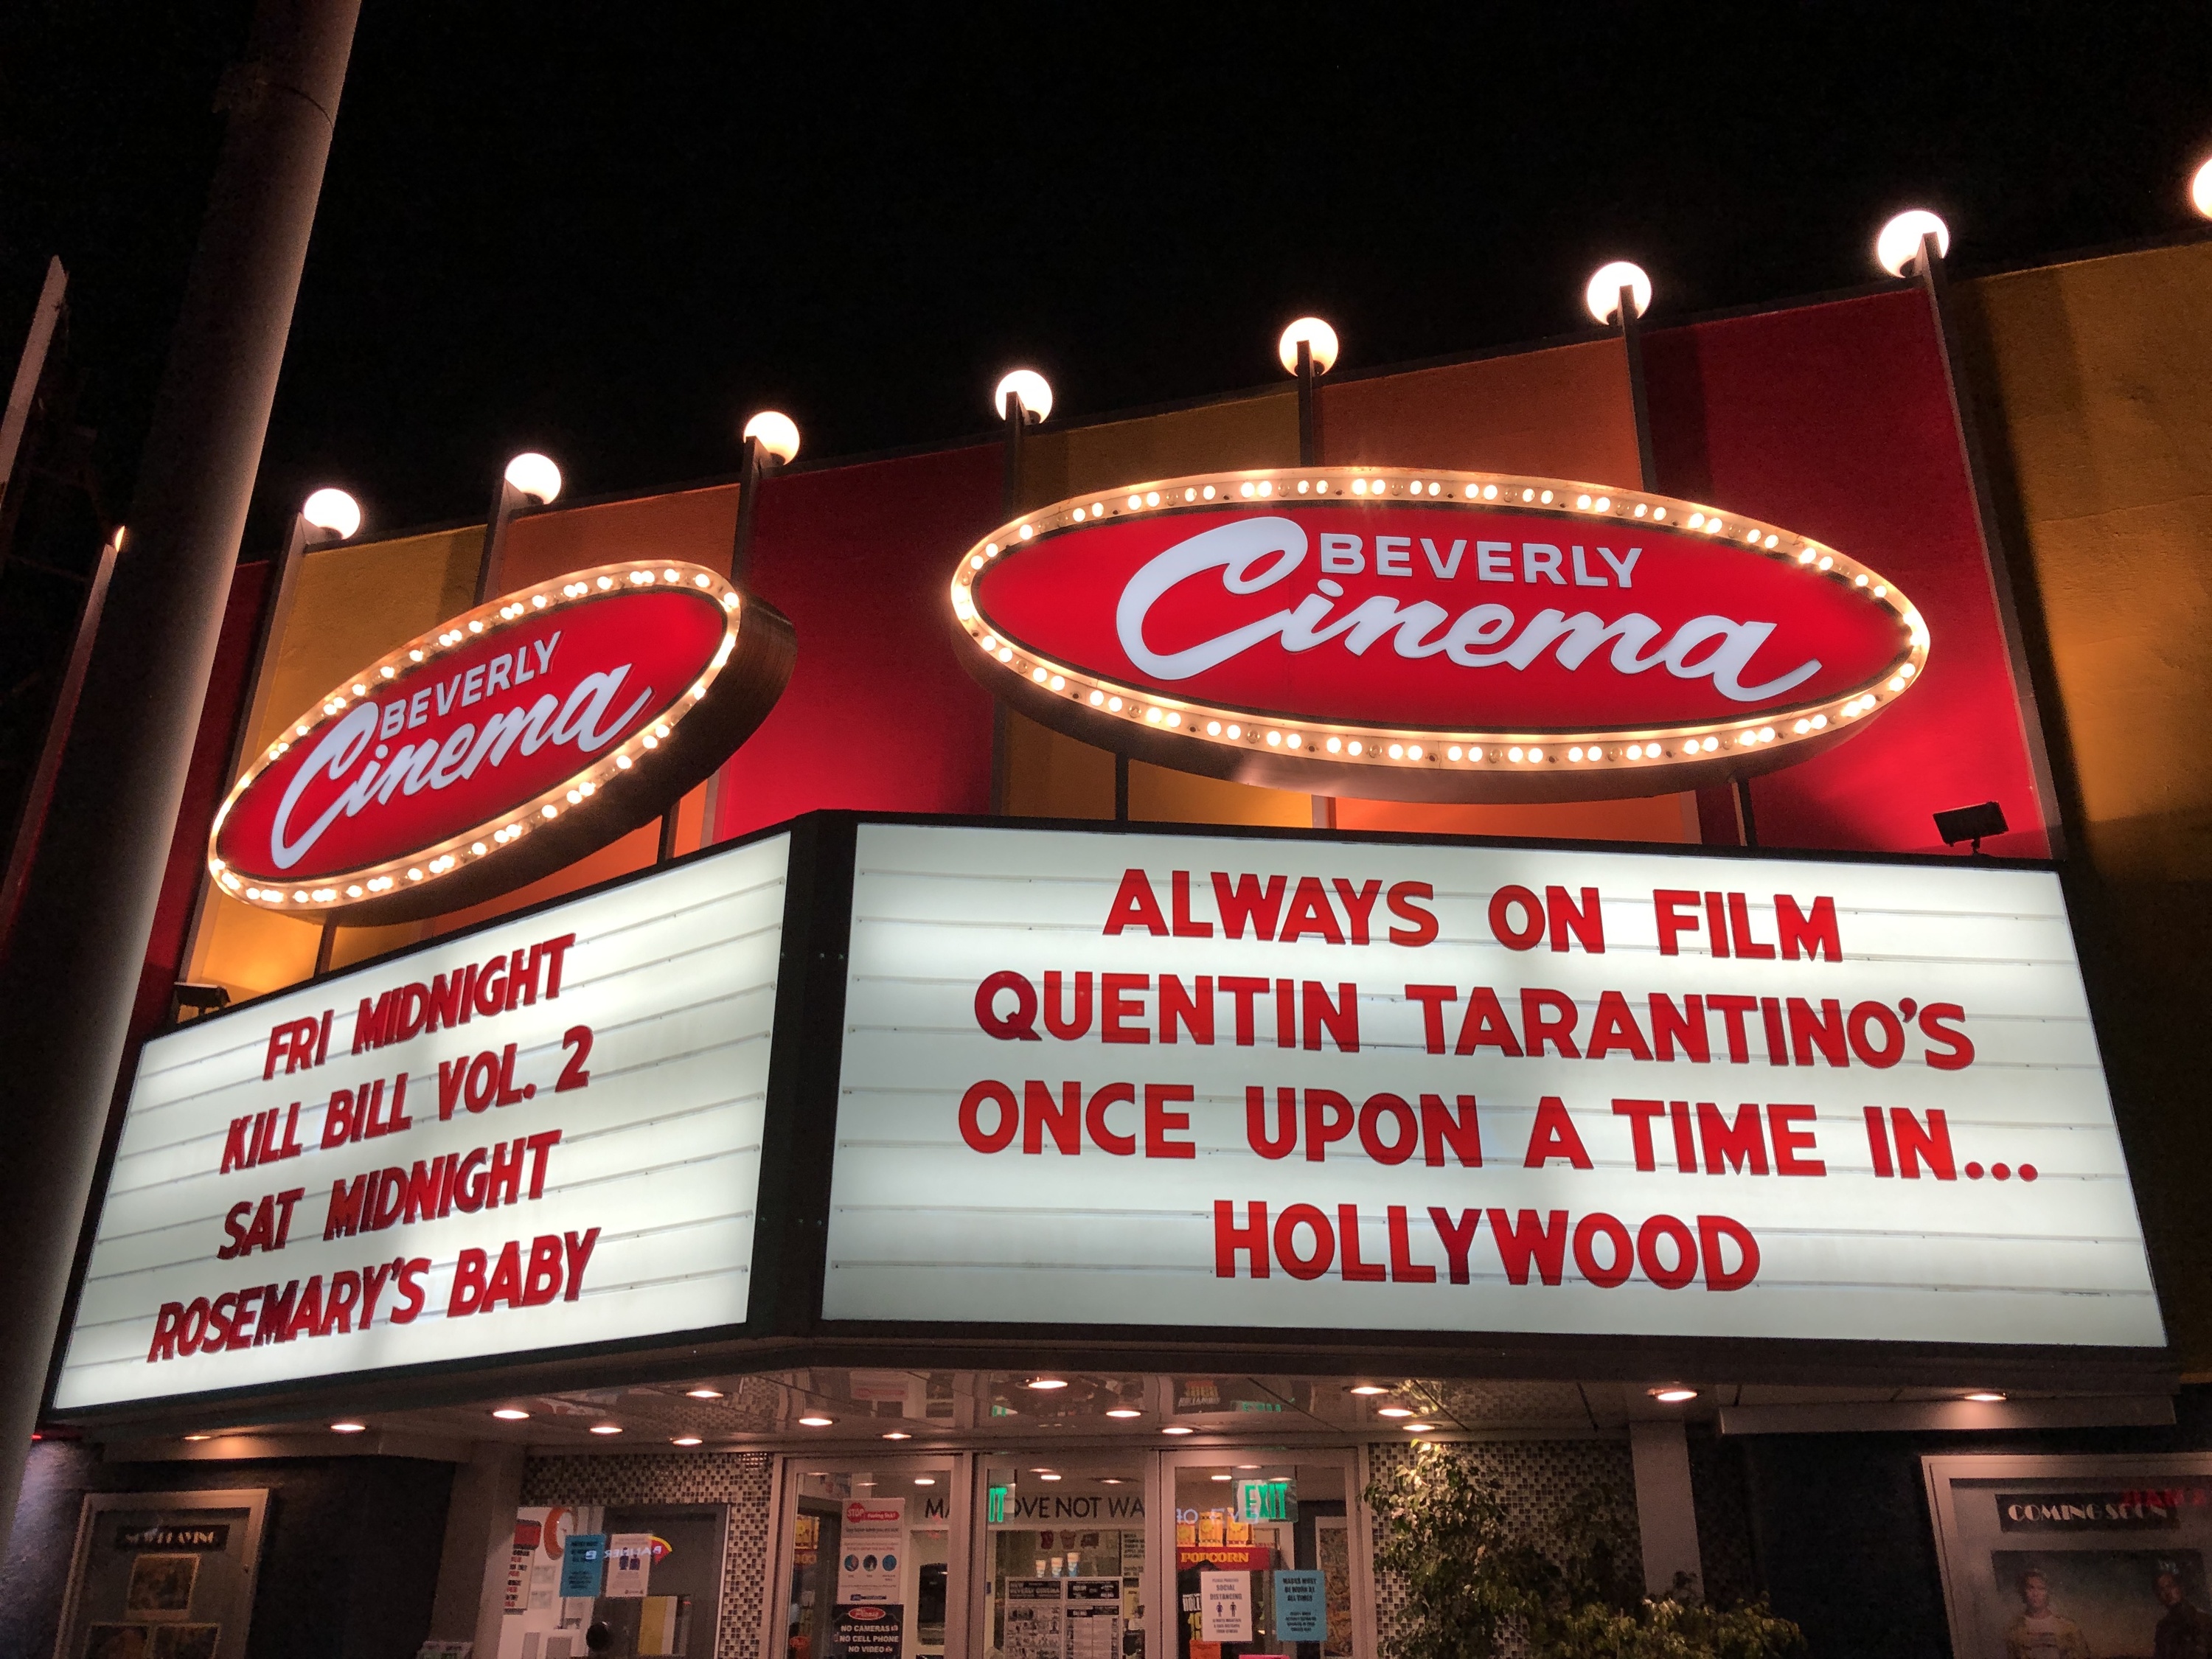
504, 451, 563, 504
1875, 209, 1950, 277
2191, 156, 2212, 220
1276, 317, 1340, 375
299, 487, 361, 542
743, 410, 801, 466
1584, 262, 1652, 325
994, 369, 1053, 425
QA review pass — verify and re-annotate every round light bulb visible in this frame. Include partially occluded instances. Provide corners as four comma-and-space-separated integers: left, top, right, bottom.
743, 410, 801, 465
300, 487, 362, 540
995, 369, 1054, 424
1874, 210, 1950, 277
1584, 262, 1652, 324
1276, 316, 1340, 375
2192, 157, 2212, 220
504, 451, 563, 504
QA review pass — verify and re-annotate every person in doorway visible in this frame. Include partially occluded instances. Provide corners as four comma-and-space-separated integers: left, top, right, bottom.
2153, 1569, 2212, 1659
2004, 1569, 2090, 1659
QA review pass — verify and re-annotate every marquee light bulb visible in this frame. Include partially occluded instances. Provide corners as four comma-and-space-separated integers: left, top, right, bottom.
504, 451, 563, 504
1277, 316, 1340, 375
1874, 209, 1950, 276
300, 487, 362, 540
1583, 261, 1652, 324
743, 409, 801, 465
995, 369, 1054, 424
2192, 156, 2212, 220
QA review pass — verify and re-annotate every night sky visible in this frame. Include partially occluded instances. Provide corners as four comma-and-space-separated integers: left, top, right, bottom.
6, 3, 2212, 550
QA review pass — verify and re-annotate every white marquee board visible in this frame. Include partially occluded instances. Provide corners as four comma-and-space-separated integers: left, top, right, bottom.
824, 822, 2161, 1349
55, 832, 790, 1411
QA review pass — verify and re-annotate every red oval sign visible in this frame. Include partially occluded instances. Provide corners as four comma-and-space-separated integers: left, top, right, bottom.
951, 468, 1927, 801
212, 560, 793, 922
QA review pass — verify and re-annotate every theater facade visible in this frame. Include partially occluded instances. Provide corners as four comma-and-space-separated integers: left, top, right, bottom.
13, 219, 2212, 1659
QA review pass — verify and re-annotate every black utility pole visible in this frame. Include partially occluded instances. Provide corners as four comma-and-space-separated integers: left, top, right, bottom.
0, 0, 358, 1548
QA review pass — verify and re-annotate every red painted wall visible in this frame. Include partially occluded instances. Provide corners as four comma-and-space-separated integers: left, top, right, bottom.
131, 560, 271, 1036
1644, 288, 2051, 856
712, 443, 1003, 838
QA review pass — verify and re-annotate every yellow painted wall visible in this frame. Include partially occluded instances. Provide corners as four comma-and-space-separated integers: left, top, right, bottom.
1958, 234, 2212, 1368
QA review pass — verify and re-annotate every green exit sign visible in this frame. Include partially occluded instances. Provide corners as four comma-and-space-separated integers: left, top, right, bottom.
1235, 1480, 1293, 1522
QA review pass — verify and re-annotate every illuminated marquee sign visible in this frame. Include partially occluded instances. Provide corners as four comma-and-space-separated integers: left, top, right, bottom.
950, 469, 1927, 801
211, 560, 793, 923
824, 821, 2160, 1350
53, 832, 790, 1412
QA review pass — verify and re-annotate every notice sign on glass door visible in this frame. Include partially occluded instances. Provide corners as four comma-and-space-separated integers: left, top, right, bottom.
825, 823, 2160, 1349
1200, 1572, 1252, 1644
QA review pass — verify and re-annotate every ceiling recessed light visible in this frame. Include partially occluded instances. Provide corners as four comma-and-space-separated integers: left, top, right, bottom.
1026, 1377, 1070, 1391
1962, 1390, 2008, 1403
671, 1436, 703, 1447
589, 1424, 623, 1436
882, 1430, 912, 1440
1105, 1408, 1142, 1419
491, 1408, 531, 1422
1648, 1386, 1700, 1404
1376, 1406, 1414, 1419
1162, 1425, 1194, 1436
1211, 1473, 1232, 1481
1404, 1422, 1436, 1432
913, 1475, 936, 1486
1235, 1464, 1261, 1470
1040, 1473, 1062, 1482
798, 1414, 835, 1427
1348, 1385, 1388, 1396
182, 1434, 212, 1442
1099, 1478, 1124, 1485
330, 1422, 367, 1433
685, 1388, 725, 1400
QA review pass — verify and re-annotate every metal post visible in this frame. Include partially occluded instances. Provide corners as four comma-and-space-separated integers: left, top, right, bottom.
0, 0, 358, 1548
1617, 285, 1658, 493
0, 258, 68, 518
1295, 339, 1318, 467
472, 476, 526, 606
1912, 230, 2072, 857
1113, 755, 1130, 823
729, 434, 765, 586
0, 532, 121, 953
313, 917, 337, 977
990, 395, 1027, 817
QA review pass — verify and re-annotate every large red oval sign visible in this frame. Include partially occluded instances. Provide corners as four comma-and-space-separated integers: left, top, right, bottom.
951, 467, 1928, 801
212, 560, 793, 923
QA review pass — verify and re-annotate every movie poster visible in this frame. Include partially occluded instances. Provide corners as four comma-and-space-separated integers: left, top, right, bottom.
1927, 1457, 2212, 1659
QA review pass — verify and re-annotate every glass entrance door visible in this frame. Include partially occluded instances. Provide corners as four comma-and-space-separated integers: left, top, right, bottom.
976, 1451, 1159, 1659
775, 1456, 969, 1659
1164, 1452, 1360, 1659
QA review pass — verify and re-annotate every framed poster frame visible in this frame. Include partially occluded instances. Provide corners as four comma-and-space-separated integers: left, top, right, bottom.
52, 1489, 269, 1659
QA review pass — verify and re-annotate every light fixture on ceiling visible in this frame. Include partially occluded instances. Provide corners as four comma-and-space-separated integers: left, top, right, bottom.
1405, 1422, 1436, 1433
1962, 1390, 2008, 1404
1163, 1425, 1194, 1436
589, 1424, 623, 1436
330, 1422, 367, 1434
1025, 1377, 1070, 1391
686, 1388, 725, 1400
1376, 1406, 1414, 1419
182, 1434, 212, 1442
798, 1414, 836, 1427
1105, 1408, 1141, 1419
491, 1408, 531, 1422
1211, 1473, 1232, 1482
1648, 1385, 1700, 1404
1039, 1472, 1062, 1482
672, 1436, 703, 1447
883, 1430, 912, 1440
1347, 1385, 1388, 1397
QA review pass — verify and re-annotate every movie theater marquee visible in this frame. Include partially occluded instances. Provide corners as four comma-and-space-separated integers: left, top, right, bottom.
825, 822, 2162, 1349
